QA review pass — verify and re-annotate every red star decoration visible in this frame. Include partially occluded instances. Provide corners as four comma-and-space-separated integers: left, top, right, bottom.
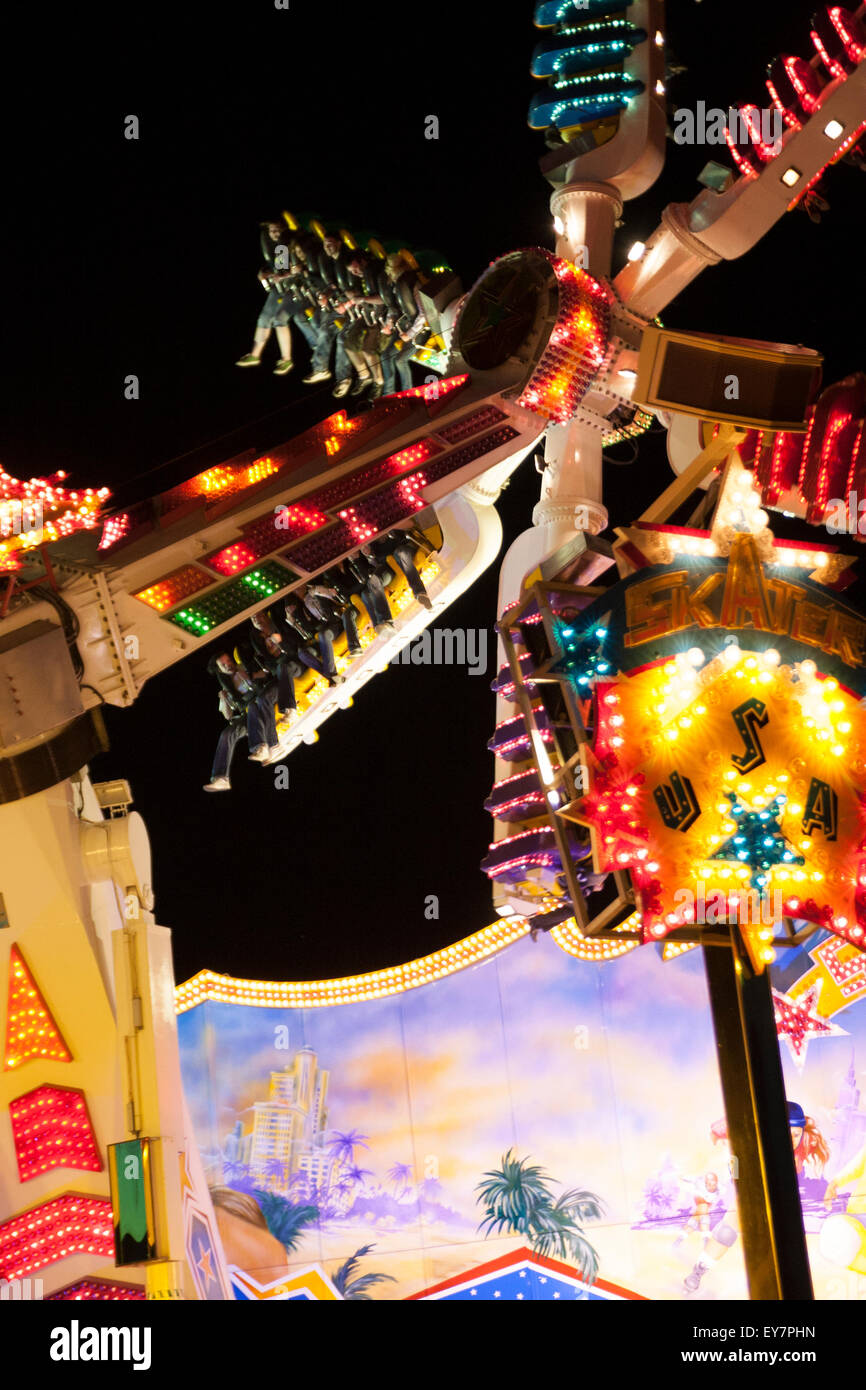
197, 1247, 213, 1284
772, 981, 846, 1069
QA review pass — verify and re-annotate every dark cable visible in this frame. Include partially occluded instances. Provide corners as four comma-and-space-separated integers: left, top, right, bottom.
603, 440, 639, 466
27, 584, 85, 682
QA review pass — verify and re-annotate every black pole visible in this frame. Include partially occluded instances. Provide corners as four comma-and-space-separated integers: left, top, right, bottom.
703, 928, 813, 1300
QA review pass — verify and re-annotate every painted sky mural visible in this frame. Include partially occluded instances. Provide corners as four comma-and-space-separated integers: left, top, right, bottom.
176, 926, 866, 1300
178, 934, 738, 1299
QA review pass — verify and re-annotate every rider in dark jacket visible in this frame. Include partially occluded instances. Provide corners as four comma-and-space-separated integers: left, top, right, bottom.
340, 252, 389, 397
372, 529, 433, 608
303, 235, 357, 386
235, 219, 316, 375
344, 548, 395, 631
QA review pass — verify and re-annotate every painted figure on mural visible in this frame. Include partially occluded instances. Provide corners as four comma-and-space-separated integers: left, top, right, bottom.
672, 1171, 721, 1250
683, 1103, 829, 1293
820, 1139, 866, 1276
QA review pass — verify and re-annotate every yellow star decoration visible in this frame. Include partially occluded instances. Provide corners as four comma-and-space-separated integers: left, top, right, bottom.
564, 543, 866, 973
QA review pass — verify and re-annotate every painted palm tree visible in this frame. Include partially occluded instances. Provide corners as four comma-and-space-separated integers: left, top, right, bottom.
263, 1157, 285, 1190
288, 1171, 311, 1199
330, 1244, 396, 1301
327, 1130, 370, 1167
643, 1176, 678, 1221
419, 1176, 444, 1202
476, 1149, 603, 1285
222, 1158, 247, 1184
253, 1190, 320, 1253
345, 1165, 375, 1191
529, 1189, 604, 1281
476, 1150, 554, 1231
330, 1172, 356, 1213
387, 1162, 413, 1196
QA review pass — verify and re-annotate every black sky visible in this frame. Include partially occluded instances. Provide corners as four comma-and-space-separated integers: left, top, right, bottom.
1, 2, 862, 984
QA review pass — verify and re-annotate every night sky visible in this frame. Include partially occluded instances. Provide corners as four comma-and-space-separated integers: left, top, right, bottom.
2, 2, 861, 984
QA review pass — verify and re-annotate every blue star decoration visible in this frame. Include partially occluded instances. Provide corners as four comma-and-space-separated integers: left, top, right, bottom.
710, 792, 804, 896
554, 622, 611, 688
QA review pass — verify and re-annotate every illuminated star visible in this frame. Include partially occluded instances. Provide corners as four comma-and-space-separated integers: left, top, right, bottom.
772, 980, 846, 1069
710, 792, 803, 899
553, 620, 612, 688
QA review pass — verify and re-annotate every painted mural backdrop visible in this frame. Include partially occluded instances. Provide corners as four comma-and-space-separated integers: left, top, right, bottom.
177, 929, 866, 1300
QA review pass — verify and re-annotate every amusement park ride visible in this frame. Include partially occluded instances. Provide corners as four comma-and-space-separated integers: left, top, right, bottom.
2, 0, 866, 1301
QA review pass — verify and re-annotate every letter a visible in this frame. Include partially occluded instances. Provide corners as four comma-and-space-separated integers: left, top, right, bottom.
673, 109, 693, 146
50, 1328, 70, 1362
